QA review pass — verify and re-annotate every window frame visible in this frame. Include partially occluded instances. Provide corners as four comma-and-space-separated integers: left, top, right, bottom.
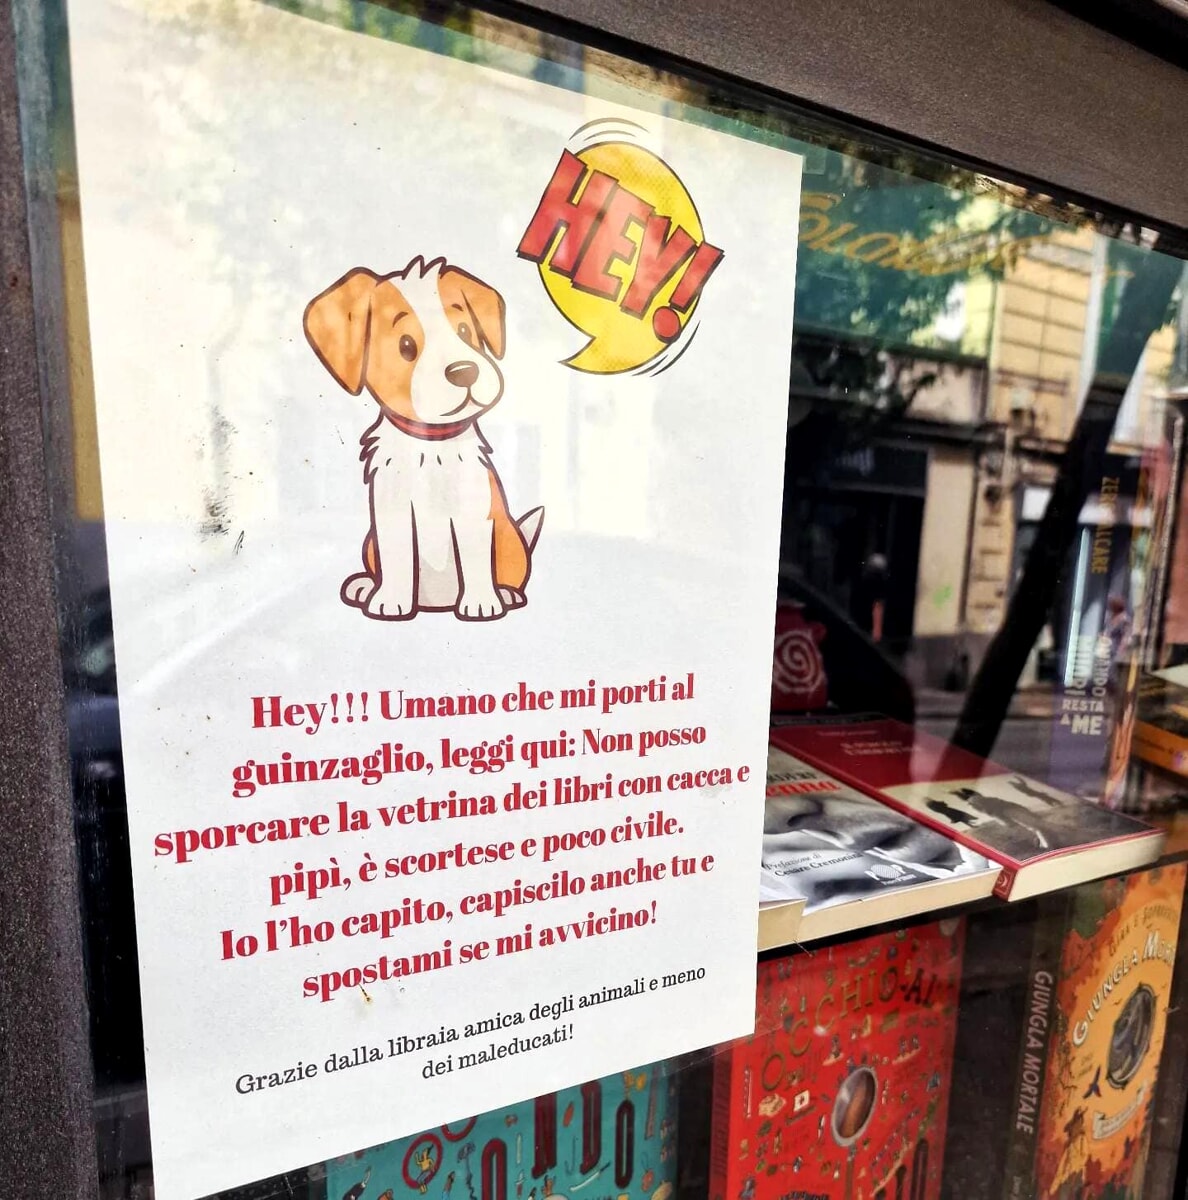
1, 2, 1187, 1197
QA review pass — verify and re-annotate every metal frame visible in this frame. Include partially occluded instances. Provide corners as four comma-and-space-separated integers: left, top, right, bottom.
499, 0, 1188, 234
0, 0, 1186, 1196
0, 0, 98, 1194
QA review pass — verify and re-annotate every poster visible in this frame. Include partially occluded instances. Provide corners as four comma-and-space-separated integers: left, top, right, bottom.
65, 2, 802, 1196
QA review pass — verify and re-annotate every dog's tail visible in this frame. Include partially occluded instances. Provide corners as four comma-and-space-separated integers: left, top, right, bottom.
517, 507, 544, 552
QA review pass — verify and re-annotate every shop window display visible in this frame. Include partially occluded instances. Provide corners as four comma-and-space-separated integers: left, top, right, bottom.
7, 2, 1188, 1199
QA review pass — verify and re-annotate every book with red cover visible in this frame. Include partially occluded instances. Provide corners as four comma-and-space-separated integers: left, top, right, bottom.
710, 919, 964, 1200
770, 716, 1164, 900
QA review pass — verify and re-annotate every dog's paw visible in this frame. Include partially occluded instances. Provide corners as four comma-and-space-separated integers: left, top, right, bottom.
498, 586, 527, 610
341, 573, 375, 608
457, 588, 506, 621
365, 582, 416, 621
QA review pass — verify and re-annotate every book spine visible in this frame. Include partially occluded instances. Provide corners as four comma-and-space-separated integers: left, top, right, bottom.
708, 1045, 735, 1200
1131, 719, 1186, 775
1049, 454, 1159, 803
1000, 894, 1069, 1200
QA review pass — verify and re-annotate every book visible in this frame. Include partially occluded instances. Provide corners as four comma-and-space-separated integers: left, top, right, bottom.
324, 1059, 678, 1200
759, 744, 998, 948
770, 716, 1165, 900
942, 902, 1038, 1200
711, 918, 965, 1200
1131, 668, 1188, 781
1003, 863, 1185, 1200
1047, 455, 1149, 804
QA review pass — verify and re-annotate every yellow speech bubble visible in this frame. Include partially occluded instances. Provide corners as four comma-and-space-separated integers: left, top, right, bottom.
519, 139, 722, 374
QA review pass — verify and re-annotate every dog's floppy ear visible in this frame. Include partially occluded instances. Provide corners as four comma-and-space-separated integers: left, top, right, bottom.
303, 268, 380, 394
440, 266, 506, 360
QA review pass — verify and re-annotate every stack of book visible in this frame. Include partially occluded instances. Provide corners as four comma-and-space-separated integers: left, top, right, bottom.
767, 716, 1164, 915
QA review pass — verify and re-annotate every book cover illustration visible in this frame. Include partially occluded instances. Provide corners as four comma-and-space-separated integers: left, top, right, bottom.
712, 919, 964, 1200
1032, 863, 1185, 1200
326, 1060, 678, 1200
772, 717, 1160, 870
762, 746, 991, 905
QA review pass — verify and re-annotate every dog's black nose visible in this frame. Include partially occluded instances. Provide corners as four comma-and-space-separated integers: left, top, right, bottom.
445, 361, 479, 389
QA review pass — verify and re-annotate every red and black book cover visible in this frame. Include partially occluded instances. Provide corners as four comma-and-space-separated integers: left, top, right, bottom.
710, 918, 965, 1200
770, 716, 1162, 897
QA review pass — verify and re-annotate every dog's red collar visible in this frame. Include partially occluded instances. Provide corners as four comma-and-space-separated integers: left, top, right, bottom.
382, 409, 476, 441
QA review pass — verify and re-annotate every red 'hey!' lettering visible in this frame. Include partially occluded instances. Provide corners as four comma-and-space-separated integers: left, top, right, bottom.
518, 149, 724, 343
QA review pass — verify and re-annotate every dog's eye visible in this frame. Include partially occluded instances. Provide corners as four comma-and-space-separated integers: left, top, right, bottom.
399, 335, 418, 362
457, 322, 472, 344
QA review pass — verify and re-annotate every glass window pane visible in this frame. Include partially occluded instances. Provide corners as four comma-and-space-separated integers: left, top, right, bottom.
9, 2, 1187, 1199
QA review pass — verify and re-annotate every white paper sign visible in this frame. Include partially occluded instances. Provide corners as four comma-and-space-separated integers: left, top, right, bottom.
66, 2, 802, 1195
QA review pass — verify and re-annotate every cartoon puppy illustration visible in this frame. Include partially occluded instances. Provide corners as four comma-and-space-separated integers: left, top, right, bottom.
304, 256, 542, 621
